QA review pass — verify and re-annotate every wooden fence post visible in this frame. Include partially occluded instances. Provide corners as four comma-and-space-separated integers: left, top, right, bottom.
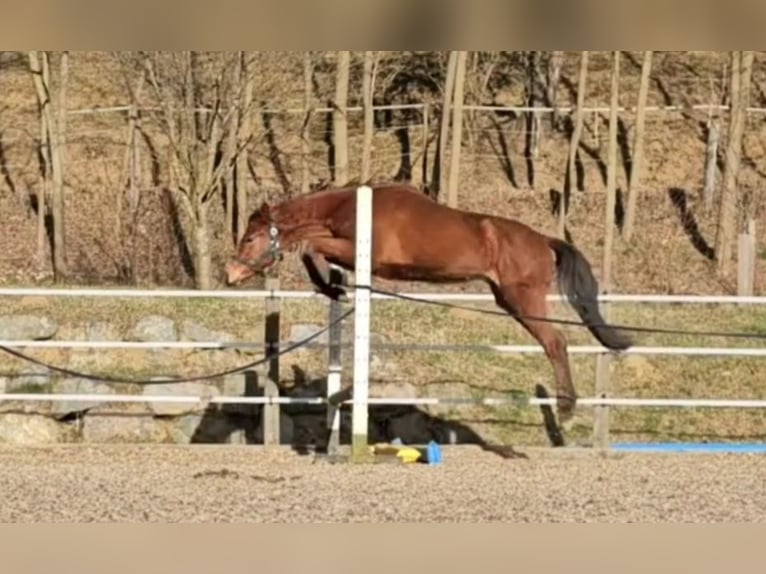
260, 277, 281, 446
738, 219, 756, 296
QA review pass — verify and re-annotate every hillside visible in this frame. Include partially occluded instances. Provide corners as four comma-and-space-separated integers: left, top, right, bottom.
0, 50, 764, 295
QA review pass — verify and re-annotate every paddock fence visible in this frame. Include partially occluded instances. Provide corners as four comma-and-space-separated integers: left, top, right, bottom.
2, 277, 766, 452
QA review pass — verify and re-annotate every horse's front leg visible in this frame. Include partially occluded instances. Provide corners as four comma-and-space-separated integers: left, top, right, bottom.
300, 247, 348, 302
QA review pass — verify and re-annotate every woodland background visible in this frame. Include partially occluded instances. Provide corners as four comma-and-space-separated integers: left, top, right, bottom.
0, 51, 764, 295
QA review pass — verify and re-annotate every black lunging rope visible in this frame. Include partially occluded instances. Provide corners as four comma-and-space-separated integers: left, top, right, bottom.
351, 285, 766, 342
0, 308, 355, 385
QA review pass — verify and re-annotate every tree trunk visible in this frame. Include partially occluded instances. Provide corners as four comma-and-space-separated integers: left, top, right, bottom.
300, 51, 313, 194
527, 51, 541, 159
30, 52, 50, 263
621, 50, 653, 243
446, 50, 467, 208
716, 51, 752, 277
193, 204, 212, 290
333, 50, 350, 186
237, 52, 254, 242
360, 51, 378, 183
558, 51, 588, 237
547, 51, 564, 129
603, 50, 620, 287
50, 51, 68, 280
433, 51, 458, 199
29, 50, 68, 279
225, 52, 243, 245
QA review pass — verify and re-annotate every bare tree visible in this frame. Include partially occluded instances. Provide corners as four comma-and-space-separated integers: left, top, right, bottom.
141, 51, 257, 289
360, 51, 380, 183
547, 51, 564, 129
223, 53, 243, 245
558, 51, 588, 237
622, 50, 653, 242
114, 60, 146, 282
526, 51, 543, 159
236, 52, 255, 243
301, 51, 314, 194
716, 50, 753, 277
703, 70, 724, 213
332, 51, 350, 186
432, 51, 459, 200
446, 50, 467, 208
28, 50, 68, 280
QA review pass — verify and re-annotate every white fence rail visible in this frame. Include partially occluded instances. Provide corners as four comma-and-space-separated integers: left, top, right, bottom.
2, 286, 765, 304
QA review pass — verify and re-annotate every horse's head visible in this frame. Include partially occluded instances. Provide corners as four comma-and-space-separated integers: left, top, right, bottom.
225, 202, 284, 285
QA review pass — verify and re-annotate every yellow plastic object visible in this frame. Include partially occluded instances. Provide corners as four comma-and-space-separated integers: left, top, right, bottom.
370, 443, 422, 463
395, 447, 422, 464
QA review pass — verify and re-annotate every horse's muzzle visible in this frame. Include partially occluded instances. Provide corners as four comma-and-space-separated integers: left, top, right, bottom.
224, 260, 254, 286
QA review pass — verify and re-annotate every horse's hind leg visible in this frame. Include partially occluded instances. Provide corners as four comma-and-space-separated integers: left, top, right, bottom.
491, 282, 577, 425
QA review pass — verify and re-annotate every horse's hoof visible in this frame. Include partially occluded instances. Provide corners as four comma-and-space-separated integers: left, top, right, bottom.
559, 417, 576, 434
556, 402, 576, 430
328, 287, 349, 302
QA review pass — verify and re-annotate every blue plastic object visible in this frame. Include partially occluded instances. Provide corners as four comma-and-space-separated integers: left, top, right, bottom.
611, 442, 766, 454
426, 440, 443, 464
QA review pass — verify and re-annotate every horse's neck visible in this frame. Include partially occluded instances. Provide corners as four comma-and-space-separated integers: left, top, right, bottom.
274, 191, 342, 237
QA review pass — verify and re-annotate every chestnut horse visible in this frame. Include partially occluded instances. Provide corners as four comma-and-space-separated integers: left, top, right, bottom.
225, 183, 631, 424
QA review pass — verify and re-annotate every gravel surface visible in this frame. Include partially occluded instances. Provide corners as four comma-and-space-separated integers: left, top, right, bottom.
1, 444, 765, 522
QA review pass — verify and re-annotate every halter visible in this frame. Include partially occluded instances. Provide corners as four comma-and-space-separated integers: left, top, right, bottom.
231, 222, 284, 271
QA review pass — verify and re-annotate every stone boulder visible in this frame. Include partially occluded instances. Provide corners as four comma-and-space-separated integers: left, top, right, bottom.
180, 320, 235, 348
0, 314, 58, 340
49, 377, 115, 419
0, 414, 70, 444
131, 315, 177, 342
82, 415, 169, 443
142, 380, 220, 416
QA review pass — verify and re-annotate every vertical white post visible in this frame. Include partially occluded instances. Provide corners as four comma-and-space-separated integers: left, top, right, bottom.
351, 185, 373, 462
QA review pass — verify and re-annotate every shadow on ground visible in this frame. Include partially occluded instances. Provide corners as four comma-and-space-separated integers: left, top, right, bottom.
189, 367, 539, 459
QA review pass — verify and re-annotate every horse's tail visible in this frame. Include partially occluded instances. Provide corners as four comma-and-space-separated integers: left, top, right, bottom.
547, 237, 632, 351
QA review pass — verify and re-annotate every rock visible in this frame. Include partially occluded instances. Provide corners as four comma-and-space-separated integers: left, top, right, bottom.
142, 380, 220, 416
131, 315, 177, 342
0, 314, 58, 340
222, 373, 246, 397
0, 371, 52, 415
49, 378, 115, 419
289, 323, 328, 345
82, 415, 168, 443
6, 369, 50, 392
0, 414, 68, 444
181, 320, 235, 347
87, 321, 121, 342
371, 381, 419, 399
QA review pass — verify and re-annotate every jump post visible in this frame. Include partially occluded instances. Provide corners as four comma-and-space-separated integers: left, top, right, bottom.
351, 185, 374, 462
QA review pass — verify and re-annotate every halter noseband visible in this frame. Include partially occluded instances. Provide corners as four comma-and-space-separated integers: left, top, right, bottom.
232, 222, 284, 271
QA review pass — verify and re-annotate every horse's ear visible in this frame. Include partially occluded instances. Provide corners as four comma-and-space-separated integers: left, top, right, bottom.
258, 201, 271, 217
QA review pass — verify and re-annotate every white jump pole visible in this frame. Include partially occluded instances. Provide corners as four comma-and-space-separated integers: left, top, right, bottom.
351, 185, 373, 462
